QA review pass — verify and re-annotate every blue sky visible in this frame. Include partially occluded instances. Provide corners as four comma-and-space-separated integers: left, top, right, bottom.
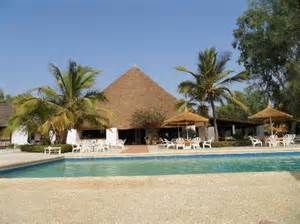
0, 0, 247, 98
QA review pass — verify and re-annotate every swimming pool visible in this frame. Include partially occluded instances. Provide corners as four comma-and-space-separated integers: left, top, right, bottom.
1, 152, 300, 178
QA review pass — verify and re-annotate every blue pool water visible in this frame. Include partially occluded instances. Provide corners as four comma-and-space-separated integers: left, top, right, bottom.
1, 152, 300, 178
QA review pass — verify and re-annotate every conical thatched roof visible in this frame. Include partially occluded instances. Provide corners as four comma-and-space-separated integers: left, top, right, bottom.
164, 108, 208, 127
101, 67, 178, 129
249, 103, 293, 120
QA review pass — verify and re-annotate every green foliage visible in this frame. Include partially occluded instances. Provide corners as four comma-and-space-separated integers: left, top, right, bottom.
211, 140, 252, 147
6, 60, 111, 143
20, 144, 72, 153
217, 87, 268, 119
233, 0, 300, 113
130, 108, 166, 129
176, 47, 249, 140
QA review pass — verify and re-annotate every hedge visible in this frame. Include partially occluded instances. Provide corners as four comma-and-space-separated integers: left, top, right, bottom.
20, 144, 72, 153
211, 140, 251, 147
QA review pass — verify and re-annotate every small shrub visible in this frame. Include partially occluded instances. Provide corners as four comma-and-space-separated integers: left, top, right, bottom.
211, 140, 251, 147
20, 144, 72, 153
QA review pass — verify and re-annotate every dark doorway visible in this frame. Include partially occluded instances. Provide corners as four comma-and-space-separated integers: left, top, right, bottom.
80, 130, 106, 139
159, 128, 181, 140
118, 129, 146, 145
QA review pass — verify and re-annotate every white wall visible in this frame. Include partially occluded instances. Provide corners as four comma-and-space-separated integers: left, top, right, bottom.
106, 128, 118, 145
66, 129, 80, 145
11, 127, 28, 145
207, 127, 215, 140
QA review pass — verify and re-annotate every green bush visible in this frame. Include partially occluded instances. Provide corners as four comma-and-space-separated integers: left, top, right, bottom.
211, 140, 251, 147
20, 144, 72, 153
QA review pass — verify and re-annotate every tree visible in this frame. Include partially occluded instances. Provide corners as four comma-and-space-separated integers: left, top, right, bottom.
6, 60, 111, 143
233, 0, 300, 114
175, 99, 209, 117
176, 47, 249, 140
130, 108, 166, 142
217, 87, 268, 120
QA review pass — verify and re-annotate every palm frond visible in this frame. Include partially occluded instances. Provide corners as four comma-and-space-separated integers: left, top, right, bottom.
49, 63, 68, 96
175, 66, 198, 78
219, 71, 249, 85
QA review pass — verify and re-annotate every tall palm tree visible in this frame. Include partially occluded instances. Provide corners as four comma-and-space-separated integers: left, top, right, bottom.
176, 48, 249, 140
6, 60, 111, 143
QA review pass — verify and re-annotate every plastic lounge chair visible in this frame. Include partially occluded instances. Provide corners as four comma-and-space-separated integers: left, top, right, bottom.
267, 135, 278, 147
164, 139, 175, 149
203, 139, 212, 149
191, 137, 201, 149
280, 134, 294, 147
249, 136, 263, 147
288, 134, 296, 145
44, 146, 61, 155
95, 142, 105, 152
175, 138, 185, 150
72, 144, 81, 153
116, 139, 126, 149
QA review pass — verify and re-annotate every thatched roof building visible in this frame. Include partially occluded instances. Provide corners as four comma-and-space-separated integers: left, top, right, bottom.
101, 66, 178, 129
0, 103, 13, 127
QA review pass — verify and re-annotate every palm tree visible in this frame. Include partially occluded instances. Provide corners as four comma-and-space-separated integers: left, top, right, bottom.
6, 60, 111, 143
176, 47, 249, 140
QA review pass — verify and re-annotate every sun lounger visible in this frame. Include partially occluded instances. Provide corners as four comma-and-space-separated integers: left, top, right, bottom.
44, 146, 61, 155
115, 139, 126, 149
202, 139, 212, 149
249, 136, 263, 147
191, 137, 201, 149
163, 139, 175, 149
267, 135, 279, 147
279, 134, 295, 147
175, 138, 185, 150
72, 144, 81, 153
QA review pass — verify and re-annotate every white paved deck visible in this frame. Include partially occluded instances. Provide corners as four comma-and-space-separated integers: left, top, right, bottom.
0, 151, 63, 170
0, 172, 299, 223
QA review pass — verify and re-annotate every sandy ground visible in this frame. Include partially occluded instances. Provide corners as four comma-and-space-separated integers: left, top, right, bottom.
0, 172, 300, 224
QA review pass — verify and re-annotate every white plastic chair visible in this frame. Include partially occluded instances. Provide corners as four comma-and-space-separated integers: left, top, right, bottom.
267, 135, 279, 147
191, 137, 201, 149
175, 138, 185, 150
116, 139, 126, 149
249, 136, 263, 147
202, 139, 212, 149
164, 139, 175, 149
72, 144, 81, 153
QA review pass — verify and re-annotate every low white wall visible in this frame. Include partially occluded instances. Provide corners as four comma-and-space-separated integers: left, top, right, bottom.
106, 128, 118, 145
11, 127, 28, 145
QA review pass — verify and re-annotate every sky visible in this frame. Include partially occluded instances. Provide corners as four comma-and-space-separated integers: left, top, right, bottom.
0, 0, 248, 98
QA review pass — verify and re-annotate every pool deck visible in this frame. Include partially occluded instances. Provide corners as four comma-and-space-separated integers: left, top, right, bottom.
1, 148, 300, 223
0, 151, 63, 171
0, 172, 299, 223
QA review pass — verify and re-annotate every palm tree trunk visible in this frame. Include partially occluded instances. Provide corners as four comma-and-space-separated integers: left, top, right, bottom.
210, 100, 219, 141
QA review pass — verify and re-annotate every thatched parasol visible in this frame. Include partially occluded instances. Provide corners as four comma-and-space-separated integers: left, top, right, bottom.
163, 108, 208, 138
248, 102, 293, 135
